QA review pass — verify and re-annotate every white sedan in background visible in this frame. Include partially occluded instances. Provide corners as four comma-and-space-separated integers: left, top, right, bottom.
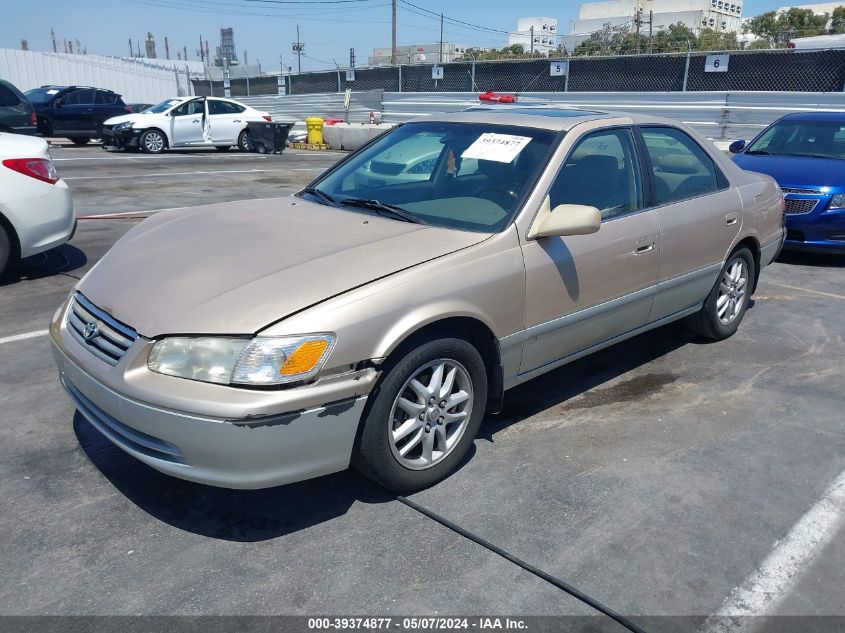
101, 96, 272, 153
0, 133, 75, 276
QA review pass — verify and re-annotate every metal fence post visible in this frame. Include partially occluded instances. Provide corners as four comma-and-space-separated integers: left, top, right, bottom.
682, 51, 691, 92
470, 60, 475, 91
337, 69, 342, 93
246, 75, 250, 96
208, 79, 213, 96
565, 59, 570, 93
398, 64, 402, 93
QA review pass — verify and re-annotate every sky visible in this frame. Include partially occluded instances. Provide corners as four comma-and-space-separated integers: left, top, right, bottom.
4, 0, 790, 73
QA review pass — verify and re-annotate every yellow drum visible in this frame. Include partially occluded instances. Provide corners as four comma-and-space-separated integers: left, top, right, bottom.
305, 117, 324, 145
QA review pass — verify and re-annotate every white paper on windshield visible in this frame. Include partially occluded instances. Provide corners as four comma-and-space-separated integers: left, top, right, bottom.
46, 89, 60, 95
461, 133, 532, 163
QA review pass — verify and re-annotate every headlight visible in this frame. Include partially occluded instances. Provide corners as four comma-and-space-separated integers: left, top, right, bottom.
830, 194, 845, 209
113, 121, 134, 131
147, 334, 335, 386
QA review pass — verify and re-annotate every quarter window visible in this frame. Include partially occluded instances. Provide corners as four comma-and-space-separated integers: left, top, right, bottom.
208, 100, 244, 115
549, 128, 643, 220
0, 84, 21, 107
640, 127, 723, 205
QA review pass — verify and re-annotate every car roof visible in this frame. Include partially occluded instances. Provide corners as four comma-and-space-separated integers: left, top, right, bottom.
780, 111, 845, 122
415, 106, 681, 132
38, 85, 115, 93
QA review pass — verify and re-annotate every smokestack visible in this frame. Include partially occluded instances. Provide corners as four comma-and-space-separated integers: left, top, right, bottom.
129, 38, 133, 57
21, 39, 29, 51
183, 45, 188, 61
164, 36, 170, 59
51, 28, 57, 53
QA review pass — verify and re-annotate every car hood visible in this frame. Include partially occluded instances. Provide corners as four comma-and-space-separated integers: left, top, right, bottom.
103, 113, 139, 126
732, 153, 845, 191
77, 197, 490, 336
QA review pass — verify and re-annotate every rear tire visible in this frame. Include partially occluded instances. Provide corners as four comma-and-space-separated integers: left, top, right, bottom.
140, 129, 167, 154
69, 137, 90, 146
355, 337, 487, 491
0, 225, 13, 277
688, 246, 755, 340
237, 129, 252, 152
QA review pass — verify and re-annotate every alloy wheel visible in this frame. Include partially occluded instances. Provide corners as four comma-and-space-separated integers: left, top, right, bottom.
388, 358, 473, 470
144, 132, 164, 153
717, 258, 747, 325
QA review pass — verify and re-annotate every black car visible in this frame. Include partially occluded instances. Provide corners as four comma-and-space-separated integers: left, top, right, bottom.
24, 85, 130, 145
0, 80, 37, 136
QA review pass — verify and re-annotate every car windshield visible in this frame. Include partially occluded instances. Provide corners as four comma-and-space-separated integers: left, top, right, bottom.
746, 119, 845, 160
24, 87, 62, 103
145, 99, 183, 113
304, 122, 557, 232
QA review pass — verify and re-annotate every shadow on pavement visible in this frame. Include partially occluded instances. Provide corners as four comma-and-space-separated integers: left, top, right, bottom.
777, 250, 845, 268
0, 243, 87, 286
73, 412, 397, 542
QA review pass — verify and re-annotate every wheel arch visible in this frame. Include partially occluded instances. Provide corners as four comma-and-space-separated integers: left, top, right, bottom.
733, 235, 761, 292
0, 208, 22, 263
379, 316, 504, 415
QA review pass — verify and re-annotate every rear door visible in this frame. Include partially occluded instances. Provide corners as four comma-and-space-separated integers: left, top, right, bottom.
207, 99, 246, 145
520, 126, 659, 375
93, 90, 125, 130
636, 126, 741, 322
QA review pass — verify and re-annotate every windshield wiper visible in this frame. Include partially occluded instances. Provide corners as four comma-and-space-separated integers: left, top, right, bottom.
339, 197, 426, 224
745, 150, 772, 155
300, 187, 337, 206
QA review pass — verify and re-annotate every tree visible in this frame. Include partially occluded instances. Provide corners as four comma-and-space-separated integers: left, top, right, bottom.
830, 6, 845, 34
744, 8, 828, 46
697, 28, 739, 51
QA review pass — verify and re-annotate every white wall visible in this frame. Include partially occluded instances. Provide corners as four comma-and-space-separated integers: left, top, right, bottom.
0, 49, 197, 102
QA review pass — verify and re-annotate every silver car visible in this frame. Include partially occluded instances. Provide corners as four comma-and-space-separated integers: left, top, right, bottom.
50, 108, 785, 491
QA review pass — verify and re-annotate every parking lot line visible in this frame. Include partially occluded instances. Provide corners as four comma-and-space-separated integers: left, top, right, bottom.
0, 330, 49, 345
766, 283, 845, 302
51, 154, 270, 161
700, 468, 845, 632
64, 169, 273, 181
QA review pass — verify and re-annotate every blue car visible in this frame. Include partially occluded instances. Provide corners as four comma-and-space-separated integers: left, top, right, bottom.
731, 112, 845, 254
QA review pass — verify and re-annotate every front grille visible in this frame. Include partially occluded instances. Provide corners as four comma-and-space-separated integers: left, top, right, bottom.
784, 198, 819, 215
369, 160, 405, 176
66, 294, 138, 366
782, 187, 822, 195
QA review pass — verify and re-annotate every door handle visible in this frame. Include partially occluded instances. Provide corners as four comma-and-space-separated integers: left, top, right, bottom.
233, 119, 242, 123
635, 237, 656, 254
191, 119, 200, 123
725, 212, 739, 226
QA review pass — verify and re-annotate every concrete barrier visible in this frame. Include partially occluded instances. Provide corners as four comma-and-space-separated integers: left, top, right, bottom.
321, 123, 394, 150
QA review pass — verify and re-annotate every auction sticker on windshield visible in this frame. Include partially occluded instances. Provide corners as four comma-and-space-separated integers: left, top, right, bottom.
462, 133, 532, 163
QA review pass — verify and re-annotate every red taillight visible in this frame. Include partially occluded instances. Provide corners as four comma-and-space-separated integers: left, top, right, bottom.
2, 158, 60, 184
29, 112, 37, 126
262, 115, 273, 122
125, 106, 133, 113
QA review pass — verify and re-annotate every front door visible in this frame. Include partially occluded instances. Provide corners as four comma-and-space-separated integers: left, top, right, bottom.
636, 126, 741, 321
169, 98, 206, 146
520, 127, 659, 376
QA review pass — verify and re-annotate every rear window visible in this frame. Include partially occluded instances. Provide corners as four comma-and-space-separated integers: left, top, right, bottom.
0, 84, 21, 107
25, 88, 61, 103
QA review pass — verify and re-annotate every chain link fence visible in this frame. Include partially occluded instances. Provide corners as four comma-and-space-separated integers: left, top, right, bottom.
194, 48, 845, 97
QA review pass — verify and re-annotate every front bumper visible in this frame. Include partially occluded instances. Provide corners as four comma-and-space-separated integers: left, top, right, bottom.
101, 126, 142, 150
785, 208, 845, 254
50, 301, 377, 489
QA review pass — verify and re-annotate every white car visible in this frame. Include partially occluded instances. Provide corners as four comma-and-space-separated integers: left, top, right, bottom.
0, 133, 75, 276
101, 96, 272, 153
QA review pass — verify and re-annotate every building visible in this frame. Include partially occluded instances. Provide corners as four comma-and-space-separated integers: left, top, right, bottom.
214, 27, 238, 67
368, 42, 468, 66
508, 17, 559, 55
564, 0, 744, 48
776, 2, 844, 15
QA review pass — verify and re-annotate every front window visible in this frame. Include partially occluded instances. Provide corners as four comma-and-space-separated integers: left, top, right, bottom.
746, 119, 845, 160
304, 122, 556, 232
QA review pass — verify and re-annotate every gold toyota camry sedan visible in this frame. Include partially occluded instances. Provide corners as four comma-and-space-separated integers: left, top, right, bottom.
50, 107, 785, 491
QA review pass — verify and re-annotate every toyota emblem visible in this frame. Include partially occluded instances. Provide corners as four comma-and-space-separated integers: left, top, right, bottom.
83, 321, 99, 340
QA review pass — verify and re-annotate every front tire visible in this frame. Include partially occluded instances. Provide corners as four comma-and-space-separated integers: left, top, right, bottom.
140, 129, 167, 154
688, 246, 755, 340
355, 337, 488, 491
237, 129, 252, 152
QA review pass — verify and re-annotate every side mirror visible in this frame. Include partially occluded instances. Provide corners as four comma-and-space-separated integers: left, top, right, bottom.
729, 139, 746, 154
528, 200, 601, 239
